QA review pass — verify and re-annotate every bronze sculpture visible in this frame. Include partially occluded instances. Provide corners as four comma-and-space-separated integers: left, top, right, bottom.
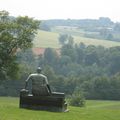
19, 67, 68, 112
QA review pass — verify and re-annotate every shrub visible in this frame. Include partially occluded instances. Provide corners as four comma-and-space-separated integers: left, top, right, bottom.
69, 91, 86, 107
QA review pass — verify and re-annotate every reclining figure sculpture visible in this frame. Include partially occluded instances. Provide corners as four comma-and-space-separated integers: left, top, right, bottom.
19, 67, 68, 112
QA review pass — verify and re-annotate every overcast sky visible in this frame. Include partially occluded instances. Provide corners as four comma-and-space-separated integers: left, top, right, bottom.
0, 0, 120, 22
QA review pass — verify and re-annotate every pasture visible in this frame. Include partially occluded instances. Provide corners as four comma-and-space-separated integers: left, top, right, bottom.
1, 97, 120, 120
33, 30, 120, 48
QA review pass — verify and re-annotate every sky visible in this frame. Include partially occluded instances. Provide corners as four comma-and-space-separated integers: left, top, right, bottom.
0, 0, 120, 22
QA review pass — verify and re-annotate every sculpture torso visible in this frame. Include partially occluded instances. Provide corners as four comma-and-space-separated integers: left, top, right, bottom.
26, 73, 49, 96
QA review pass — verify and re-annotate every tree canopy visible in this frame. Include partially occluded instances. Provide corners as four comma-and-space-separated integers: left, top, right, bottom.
0, 10, 40, 80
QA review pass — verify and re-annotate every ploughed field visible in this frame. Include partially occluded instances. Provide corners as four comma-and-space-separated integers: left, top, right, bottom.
1, 97, 120, 120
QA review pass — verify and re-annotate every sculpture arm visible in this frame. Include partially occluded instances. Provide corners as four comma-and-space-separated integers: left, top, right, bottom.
25, 75, 31, 89
25, 81, 28, 89
47, 84, 52, 94
45, 76, 52, 94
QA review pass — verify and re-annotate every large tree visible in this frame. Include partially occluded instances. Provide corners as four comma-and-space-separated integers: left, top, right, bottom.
0, 10, 40, 80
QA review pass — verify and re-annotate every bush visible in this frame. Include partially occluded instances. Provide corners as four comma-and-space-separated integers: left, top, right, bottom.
69, 92, 86, 107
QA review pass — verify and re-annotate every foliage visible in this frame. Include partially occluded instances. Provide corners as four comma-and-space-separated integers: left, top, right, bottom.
58, 34, 68, 45
36, 42, 120, 100
2, 39, 120, 99
0, 10, 40, 80
16, 49, 38, 80
69, 90, 85, 107
40, 21, 51, 31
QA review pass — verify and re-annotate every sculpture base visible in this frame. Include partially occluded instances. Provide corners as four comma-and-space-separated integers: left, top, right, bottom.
19, 90, 67, 112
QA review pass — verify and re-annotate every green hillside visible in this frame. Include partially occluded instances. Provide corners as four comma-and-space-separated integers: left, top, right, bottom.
1, 97, 120, 120
33, 30, 120, 48
34, 30, 60, 48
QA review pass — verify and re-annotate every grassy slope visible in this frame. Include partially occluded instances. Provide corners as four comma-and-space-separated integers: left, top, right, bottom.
34, 30, 60, 48
33, 30, 120, 48
1, 97, 120, 120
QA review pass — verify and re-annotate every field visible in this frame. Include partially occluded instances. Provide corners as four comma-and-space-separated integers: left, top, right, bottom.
1, 97, 120, 120
33, 30, 120, 48
34, 30, 60, 48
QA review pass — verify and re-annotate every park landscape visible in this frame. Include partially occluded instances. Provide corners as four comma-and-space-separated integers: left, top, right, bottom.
1, 10, 120, 120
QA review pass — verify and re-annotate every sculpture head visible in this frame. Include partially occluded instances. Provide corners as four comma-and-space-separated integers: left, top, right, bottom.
37, 67, 42, 73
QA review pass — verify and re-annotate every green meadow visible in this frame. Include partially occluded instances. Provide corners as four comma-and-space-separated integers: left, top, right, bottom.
33, 30, 120, 48
1, 97, 120, 120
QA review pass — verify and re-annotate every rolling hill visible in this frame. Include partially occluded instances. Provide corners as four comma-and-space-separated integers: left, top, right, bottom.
33, 30, 120, 48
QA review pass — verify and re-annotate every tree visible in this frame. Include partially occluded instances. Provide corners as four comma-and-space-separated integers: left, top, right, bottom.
84, 45, 99, 65
61, 38, 77, 62
17, 49, 37, 80
43, 48, 58, 66
107, 47, 120, 74
58, 34, 68, 45
0, 10, 40, 80
114, 23, 120, 32
98, 17, 113, 26
75, 43, 85, 64
40, 22, 51, 31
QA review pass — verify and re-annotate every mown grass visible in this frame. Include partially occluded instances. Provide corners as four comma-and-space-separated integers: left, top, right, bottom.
33, 30, 120, 48
1, 97, 120, 120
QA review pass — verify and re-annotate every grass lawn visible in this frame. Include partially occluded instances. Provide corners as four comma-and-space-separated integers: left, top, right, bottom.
1, 97, 120, 120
